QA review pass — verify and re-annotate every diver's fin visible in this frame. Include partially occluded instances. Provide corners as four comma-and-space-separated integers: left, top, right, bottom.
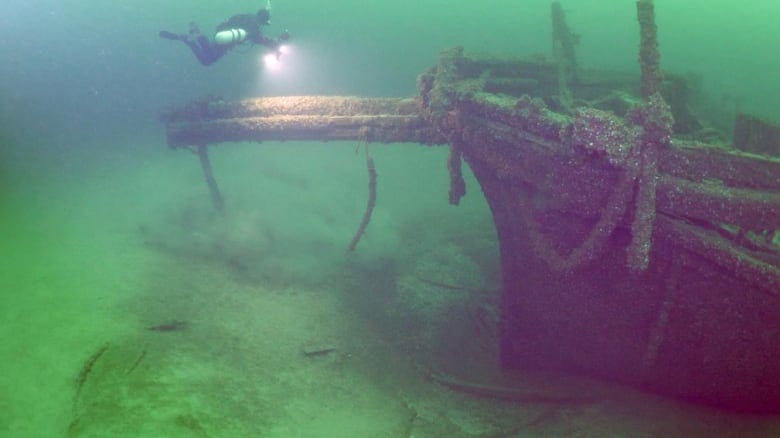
159, 30, 181, 41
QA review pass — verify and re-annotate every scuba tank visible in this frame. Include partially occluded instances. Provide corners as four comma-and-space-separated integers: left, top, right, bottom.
214, 28, 247, 45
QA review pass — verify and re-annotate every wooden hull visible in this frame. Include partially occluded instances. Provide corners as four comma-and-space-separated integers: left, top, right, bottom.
160, 44, 780, 410
468, 152, 780, 412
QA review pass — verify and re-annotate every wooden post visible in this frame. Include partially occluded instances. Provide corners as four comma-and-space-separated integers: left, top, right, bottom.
637, 0, 661, 98
196, 144, 224, 214
551, 1, 577, 113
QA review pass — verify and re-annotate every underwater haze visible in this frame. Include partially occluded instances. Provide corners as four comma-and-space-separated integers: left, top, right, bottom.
2, 0, 780, 436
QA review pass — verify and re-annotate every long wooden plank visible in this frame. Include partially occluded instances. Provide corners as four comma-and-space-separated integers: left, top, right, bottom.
162, 96, 446, 147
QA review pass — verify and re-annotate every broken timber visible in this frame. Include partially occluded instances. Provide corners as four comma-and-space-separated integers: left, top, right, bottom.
160, 1, 780, 413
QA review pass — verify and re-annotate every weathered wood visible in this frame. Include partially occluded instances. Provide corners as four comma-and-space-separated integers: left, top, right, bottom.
162, 84, 780, 274
659, 142, 780, 190
454, 96, 780, 233
162, 96, 445, 148
637, 0, 662, 98
733, 112, 780, 156
657, 215, 780, 295
162, 95, 422, 121
551, 1, 578, 112
656, 175, 780, 231
159, 4, 780, 411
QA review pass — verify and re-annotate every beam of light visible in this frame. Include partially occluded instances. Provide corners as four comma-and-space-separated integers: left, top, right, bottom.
262, 45, 291, 70
263, 52, 281, 69
255, 44, 317, 96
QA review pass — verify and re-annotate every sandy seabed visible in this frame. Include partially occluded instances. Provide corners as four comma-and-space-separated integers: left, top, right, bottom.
2, 139, 780, 437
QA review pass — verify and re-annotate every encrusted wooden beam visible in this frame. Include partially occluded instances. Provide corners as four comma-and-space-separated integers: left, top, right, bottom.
161, 96, 446, 148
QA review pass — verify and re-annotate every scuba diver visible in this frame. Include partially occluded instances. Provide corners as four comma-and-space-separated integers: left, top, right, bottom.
159, 4, 290, 66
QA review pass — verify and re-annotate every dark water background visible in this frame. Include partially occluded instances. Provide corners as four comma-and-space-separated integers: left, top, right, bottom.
2, 0, 779, 152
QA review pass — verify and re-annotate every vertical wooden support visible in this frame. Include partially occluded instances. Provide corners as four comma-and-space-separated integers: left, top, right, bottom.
641, 254, 681, 376
637, 0, 661, 99
629, 0, 671, 272
551, 1, 577, 113
196, 144, 225, 214
447, 141, 467, 206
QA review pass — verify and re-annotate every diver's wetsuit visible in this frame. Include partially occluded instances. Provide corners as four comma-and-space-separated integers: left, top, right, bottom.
182, 30, 228, 66
160, 9, 280, 66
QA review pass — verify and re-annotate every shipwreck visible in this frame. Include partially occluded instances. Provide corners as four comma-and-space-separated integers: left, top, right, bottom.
160, 0, 780, 412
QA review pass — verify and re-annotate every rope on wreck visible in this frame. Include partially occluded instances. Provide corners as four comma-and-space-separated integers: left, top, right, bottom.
516, 153, 640, 273
346, 133, 377, 252
523, 0, 669, 273
509, 1, 671, 274
515, 99, 670, 274
422, 46, 469, 206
